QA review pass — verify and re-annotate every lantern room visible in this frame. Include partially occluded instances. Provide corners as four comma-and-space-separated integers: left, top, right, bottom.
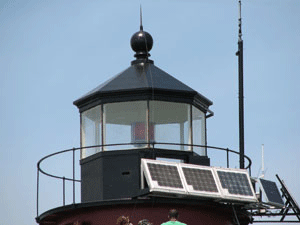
74, 28, 213, 158
80, 100, 209, 155
73, 26, 213, 202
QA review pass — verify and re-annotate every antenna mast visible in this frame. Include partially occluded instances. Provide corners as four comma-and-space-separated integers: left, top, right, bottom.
236, 0, 245, 169
261, 144, 265, 178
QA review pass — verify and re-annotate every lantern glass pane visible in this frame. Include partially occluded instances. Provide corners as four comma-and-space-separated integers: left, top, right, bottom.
103, 101, 147, 150
149, 101, 191, 151
81, 105, 102, 159
192, 106, 206, 156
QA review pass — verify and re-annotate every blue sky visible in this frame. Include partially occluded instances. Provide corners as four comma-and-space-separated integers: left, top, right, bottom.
1, 0, 299, 224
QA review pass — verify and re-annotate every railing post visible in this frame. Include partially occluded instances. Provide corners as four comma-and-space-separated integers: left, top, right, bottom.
36, 168, 39, 217
73, 147, 75, 204
226, 148, 229, 168
63, 176, 66, 206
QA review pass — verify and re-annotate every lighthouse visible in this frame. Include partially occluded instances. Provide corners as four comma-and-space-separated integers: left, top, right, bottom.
36, 15, 300, 225
36, 23, 256, 225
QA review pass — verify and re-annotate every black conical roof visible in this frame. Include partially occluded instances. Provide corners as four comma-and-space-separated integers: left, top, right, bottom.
74, 27, 212, 112
79, 63, 194, 96
73, 61, 212, 113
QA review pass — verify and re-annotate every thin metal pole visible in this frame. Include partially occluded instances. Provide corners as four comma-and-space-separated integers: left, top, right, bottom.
73, 147, 75, 204
101, 104, 104, 152
227, 148, 229, 168
36, 168, 39, 217
147, 100, 150, 148
80, 114, 82, 159
261, 144, 265, 178
238, 39, 245, 169
232, 204, 241, 225
189, 104, 193, 152
140, 5, 143, 31
63, 176, 65, 206
205, 114, 208, 156
237, 0, 245, 169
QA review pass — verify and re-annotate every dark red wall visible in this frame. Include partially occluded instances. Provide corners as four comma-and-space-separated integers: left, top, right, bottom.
53, 203, 234, 225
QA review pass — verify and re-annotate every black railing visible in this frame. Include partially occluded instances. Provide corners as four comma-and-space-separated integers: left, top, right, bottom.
36, 143, 252, 217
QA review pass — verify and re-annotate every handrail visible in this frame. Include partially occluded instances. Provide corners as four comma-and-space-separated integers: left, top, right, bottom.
37, 147, 81, 182
36, 142, 252, 217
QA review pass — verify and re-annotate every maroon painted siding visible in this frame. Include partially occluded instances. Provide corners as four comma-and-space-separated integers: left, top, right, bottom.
39, 202, 241, 225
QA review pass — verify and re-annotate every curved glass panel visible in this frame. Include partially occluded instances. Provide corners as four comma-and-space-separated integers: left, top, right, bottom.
80, 100, 207, 156
81, 105, 101, 159
192, 106, 206, 156
149, 101, 191, 151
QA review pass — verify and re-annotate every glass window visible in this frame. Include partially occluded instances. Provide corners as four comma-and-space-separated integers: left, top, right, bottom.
192, 106, 206, 156
156, 157, 184, 163
103, 101, 147, 150
149, 101, 191, 151
81, 105, 101, 159
80, 101, 206, 156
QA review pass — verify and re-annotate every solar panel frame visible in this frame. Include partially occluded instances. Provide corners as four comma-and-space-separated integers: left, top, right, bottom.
215, 168, 257, 203
258, 178, 284, 208
179, 164, 223, 199
141, 159, 257, 203
141, 159, 187, 195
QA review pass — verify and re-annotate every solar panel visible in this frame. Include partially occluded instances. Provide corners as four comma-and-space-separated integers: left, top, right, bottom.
258, 178, 284, 208
141, 159, 257, 203
215, 168, 257, 202
181, 165, 222, 198
141, 159, 186, 195
183, 167, 217, 192
147, 163, 183, 188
